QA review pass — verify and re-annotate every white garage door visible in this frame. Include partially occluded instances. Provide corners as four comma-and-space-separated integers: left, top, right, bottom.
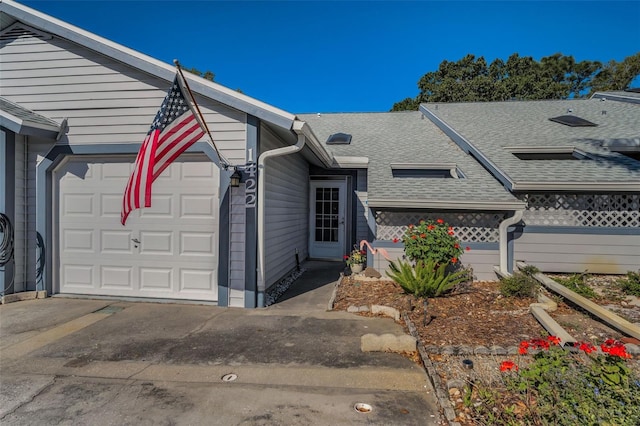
56, 155, 219, 302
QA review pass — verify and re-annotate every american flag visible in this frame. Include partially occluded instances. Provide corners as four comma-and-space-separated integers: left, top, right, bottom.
121, 74, 205, 225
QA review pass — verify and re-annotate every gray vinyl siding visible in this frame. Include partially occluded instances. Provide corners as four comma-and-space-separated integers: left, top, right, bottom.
355, 170, 369, 243
228, 185, 246, 307
0, 30, 247, 164
370, 243, 500, 282
262, 127, 309, 288
514, 232, 640, 274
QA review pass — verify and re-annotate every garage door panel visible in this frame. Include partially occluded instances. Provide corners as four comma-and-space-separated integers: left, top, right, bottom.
139, 231, 173, 254
62, 193, 95, 216
62, 229, 94, 252
101, 266, 134, 289
101, 230, 133, 254
57, 156, 219, 302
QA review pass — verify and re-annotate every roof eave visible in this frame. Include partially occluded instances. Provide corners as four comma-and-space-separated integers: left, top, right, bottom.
367, 198, 526, 211
331, 156, 369, 168
292, 120, 334, 167
512, 182, 640, 192
0, 111, 60, 139
0, 0, 296, 131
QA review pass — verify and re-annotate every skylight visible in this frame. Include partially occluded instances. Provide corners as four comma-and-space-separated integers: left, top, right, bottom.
549, 115, 597, 127
326, 133, 352, 145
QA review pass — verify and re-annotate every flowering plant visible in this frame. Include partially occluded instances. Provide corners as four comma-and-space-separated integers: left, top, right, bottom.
344, 245, 366, 266
401, 219, 469, 266
485, 336, 639, 425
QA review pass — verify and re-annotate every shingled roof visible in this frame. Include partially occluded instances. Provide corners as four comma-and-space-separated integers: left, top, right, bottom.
299, 111, 524, 210
421, 99, 640, 192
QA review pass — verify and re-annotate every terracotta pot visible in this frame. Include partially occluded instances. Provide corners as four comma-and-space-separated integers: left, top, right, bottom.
350, 263, 364, 274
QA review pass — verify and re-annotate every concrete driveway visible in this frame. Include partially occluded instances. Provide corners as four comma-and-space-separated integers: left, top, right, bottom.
0, 262, 442, 425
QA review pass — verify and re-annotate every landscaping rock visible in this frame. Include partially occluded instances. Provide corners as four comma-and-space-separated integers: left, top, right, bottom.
474, 346, 490, 355
363, 267, 382, 278
360, 333, 416, 353
371, 305, 400, 321
490, 345, 507, 355
624, 343, 640, 355
347, 305, 359, 313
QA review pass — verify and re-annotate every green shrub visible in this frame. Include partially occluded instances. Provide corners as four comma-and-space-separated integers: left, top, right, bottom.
386, 259, 469, 299
555, 272, 598, 299
401, 219, 465, 266
617, 270, 640, 297
498, 266, 539, 298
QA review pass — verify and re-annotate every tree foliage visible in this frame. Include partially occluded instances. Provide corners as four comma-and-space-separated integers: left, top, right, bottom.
392, 52, 640, 111
184, 67, 215, 81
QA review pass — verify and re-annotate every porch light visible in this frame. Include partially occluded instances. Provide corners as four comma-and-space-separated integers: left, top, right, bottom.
230, 168, 241, 187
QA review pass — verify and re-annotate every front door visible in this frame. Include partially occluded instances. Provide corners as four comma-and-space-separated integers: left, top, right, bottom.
309, 180, 346, 259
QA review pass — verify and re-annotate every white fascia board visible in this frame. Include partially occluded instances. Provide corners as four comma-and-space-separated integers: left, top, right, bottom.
0, 0, 296, 131
512, 182, 640, 191
0, 109, 60, 136
332, 156, 369, 168
293, 120, 333, 167
367, 198, 527, 211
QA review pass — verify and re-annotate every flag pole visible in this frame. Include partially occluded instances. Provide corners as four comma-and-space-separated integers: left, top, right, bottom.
173, 59, 230, 169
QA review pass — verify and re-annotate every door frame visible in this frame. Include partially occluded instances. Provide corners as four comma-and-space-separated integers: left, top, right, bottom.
308, 178, 348, 260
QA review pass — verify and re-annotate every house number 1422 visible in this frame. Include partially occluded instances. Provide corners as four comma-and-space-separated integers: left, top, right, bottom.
245, 163, 256, 208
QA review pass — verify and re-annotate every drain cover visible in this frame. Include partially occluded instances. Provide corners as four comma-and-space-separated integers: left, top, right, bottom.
221, 373, 238, 382
93, 306, 124, 314
354, 403, 372, 413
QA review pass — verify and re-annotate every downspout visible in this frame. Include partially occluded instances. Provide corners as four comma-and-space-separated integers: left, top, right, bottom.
256, 123, 306, 307
499, 210, 523, 274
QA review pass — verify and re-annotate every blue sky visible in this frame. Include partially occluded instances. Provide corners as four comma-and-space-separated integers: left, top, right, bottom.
19, 1, 640, 113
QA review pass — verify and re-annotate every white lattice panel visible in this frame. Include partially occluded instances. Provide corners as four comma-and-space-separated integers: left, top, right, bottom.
519, 193, 640, 227
375, 211, 504, 242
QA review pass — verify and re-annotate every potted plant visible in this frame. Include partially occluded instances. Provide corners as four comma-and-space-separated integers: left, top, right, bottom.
344, 246, 367, 274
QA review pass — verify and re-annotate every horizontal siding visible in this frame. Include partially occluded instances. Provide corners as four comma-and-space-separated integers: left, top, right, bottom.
0, 33, 247, 164
371, 244, 500, 282
514, 232, 640, 274
262, 127, 309, 288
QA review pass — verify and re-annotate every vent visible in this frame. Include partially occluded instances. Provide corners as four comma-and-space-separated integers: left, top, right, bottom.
549, 115, 597, 127
390, 163, 463, 178
0, 23, 53, 42
326, 133, 352, 145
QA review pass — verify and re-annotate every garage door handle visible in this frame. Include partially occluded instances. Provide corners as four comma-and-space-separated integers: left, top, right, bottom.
132, 238, 140, 248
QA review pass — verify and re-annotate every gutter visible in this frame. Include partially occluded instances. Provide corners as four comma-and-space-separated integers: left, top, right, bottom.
368, 198, 526, 211
512, 182, 640, 191
256, 120, 307, 307
498, 210, 523, 274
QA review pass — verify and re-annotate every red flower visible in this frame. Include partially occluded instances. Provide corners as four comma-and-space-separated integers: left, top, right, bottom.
343, 255, 349, 260
451, 257, 458, 264
465, 246, 471, 251
427, 225, 435, 231
437, 219, 444, 224
578, 342, 596, 354
447, 230, 455, 236
519, 347, 528, 355
500, 360, 518, 372
360, 250, 366, 255
448, 226, 453, 231
547, 336, 561, 346
411, 235, 417, 240
601, 339, 631, 359
454, 243, 460, 249
408, 224, 414, 229
420, 233, 426, 238
392, 238, 399, 243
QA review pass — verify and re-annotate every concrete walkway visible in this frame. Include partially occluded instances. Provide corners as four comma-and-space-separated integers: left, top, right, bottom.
0, 261, 442, 425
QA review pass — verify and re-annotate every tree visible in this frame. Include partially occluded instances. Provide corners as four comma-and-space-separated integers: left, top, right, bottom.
184, 67, 215, 82
392, 53, 637, 110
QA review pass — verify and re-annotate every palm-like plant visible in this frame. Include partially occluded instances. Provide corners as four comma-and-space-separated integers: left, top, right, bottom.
386, 259, 469, 299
